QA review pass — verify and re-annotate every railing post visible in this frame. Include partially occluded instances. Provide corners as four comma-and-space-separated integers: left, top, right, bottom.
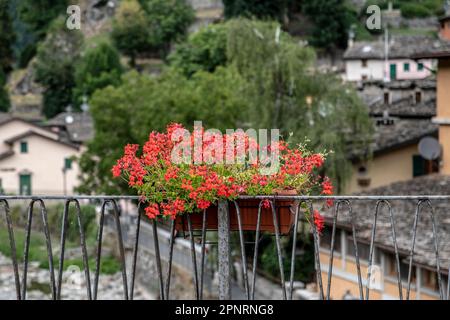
218, 200, 231, 300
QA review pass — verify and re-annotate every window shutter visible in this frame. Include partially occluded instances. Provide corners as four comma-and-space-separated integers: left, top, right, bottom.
413, 155, 425, 177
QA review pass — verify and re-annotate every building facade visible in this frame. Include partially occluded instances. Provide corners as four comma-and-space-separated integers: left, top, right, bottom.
325, 23, 450, 300
344, 36, 435, 82
346, 80, 438, 194
0, 112, 93, 195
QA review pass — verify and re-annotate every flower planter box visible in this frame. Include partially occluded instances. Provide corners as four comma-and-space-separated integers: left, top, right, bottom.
113, 124, 331, 233
175, 198, 296, 235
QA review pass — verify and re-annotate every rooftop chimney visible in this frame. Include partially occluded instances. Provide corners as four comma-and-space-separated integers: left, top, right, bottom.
388, 1, 393, 12
348, 26, 355, 48
434, 57, 450, 174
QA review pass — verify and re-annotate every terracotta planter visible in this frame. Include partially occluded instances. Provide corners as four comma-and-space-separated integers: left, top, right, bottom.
175, 191, 297, 235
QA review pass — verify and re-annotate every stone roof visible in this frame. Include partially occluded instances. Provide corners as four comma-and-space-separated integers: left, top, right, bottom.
0, 150, 14, 161
372, 117, 438, 154
439, 14, 450, 22
413, 39, 450, 58
323, 174, 450, 272
46, 112, 94, 144
344, 35, 439, 60
369, 97, 436, 118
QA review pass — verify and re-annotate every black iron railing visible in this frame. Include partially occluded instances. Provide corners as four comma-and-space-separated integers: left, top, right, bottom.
0, 195, 449, 300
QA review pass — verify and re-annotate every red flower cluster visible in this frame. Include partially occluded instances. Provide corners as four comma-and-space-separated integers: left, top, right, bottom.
313, 210, 325, 234
321, 177, 334, 207
261, 199, 271, 209
113, 123, 333, 222
112, 144, 145, 187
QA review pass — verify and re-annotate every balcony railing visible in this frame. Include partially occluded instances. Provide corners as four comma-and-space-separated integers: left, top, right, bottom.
0, 195, 449, 300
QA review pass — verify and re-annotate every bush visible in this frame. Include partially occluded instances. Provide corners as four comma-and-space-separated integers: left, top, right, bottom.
112, 0, 195, 64
111, 0, 151, 66
259, 237, 315, 283
168, 23, 228, 77
223, 0, 287, 20
45, 203, 97, 244
401, 3, 433, 18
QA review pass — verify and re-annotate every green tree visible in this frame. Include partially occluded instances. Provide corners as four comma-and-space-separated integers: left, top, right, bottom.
34, 17, 83, 118
139, 0, 195, 56
226, 19, 373, 190
19, 0, 67, 40
79, 19, 373, 193
302, 0, 354, 51
223, 0, 288, 21
0, 0, 16, 73
0, 69, 10, 112
168, 23, 228, 77
72, 41, 123, 108
77, 68, 248, 194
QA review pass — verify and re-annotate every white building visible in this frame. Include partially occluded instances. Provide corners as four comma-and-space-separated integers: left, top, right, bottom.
0, 112, 93, 195
344, 35, 436, 82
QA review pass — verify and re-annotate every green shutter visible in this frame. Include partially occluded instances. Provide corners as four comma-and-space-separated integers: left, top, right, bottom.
20, 141, 28, 153
413, 155, 425, 177
404, 63, 410, 72
418, 63, 424, 71
64, 158, 72, 170
390, 64, 397, 80
19, 174, 31, 195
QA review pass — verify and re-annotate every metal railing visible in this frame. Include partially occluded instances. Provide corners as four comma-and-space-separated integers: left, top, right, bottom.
0, 195, 449, 300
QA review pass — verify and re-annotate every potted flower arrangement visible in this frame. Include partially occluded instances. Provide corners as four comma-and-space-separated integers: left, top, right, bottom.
112, 123, 332, 235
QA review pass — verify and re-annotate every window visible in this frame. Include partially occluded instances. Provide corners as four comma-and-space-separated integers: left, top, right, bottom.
422, 269, 439, 291
361, 59, 368, 67
357, 165, 371, 187
417, 63, 424, 71
347, 239, 370, 261
320, 228, 341, 253
385, 253, 397, 277
413, 155, 426, 177
20, 141, 28, 153
403, 63, 410, 72
385, 255, 414, 283
64, 158, 72, 170
415, 91, 422, 103
400, 262, 415, 283
413, 155, 439, 177
384, 91, 390, 104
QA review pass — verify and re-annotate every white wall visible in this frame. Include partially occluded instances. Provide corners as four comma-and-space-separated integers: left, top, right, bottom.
0, 120, 58, 153
345, 59, 434, 82
345, 60, 385, 81
390, 59, 434, 80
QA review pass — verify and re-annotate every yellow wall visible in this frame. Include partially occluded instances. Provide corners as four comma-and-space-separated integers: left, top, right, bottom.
319, 251, 439, 300
436, 58, 450, 175
345, 144, 418, 194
